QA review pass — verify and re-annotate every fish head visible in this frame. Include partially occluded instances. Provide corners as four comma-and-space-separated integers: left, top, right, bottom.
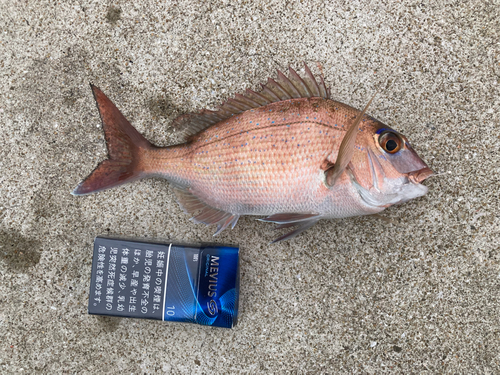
348, 120, 434, 208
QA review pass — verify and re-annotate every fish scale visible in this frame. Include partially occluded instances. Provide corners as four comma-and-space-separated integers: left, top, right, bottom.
148, 98, 354, 214
73, 65, 433, 242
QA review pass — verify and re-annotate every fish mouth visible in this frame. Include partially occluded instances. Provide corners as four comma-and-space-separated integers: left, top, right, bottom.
408, 167, 434, 184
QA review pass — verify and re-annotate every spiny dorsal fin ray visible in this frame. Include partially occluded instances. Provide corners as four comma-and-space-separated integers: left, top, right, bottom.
171, 63, 330, 141
303, 64, 321, 97
276, 70, 300, 98
288, 67, 312, 98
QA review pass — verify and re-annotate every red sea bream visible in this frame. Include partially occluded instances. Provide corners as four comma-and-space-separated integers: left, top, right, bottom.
73, 65, 433, 242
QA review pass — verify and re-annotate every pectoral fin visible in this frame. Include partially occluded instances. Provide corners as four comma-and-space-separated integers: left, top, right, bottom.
326, 90, 378, 187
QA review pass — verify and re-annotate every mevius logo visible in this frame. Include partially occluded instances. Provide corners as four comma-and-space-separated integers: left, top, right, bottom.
207, 255, 219, 316
207, 300, 218, 316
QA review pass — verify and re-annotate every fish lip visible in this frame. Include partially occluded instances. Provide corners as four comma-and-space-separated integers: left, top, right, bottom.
408, 167, 434, 184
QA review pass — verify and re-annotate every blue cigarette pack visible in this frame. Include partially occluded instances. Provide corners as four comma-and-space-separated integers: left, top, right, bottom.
88, 237, 240, 328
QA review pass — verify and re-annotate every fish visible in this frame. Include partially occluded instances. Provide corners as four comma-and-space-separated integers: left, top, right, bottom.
72, 64, 433, 243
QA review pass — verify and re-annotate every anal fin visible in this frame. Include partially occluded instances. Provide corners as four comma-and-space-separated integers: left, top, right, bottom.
173, 188, 239, 236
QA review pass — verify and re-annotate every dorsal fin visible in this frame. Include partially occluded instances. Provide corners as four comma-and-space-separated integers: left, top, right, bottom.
171, 63, 330, 141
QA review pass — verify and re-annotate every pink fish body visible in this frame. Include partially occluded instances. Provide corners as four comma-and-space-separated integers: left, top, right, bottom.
73, 65, 433, 242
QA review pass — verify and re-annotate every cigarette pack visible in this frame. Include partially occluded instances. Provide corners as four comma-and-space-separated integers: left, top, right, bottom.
88, 237, 240, 328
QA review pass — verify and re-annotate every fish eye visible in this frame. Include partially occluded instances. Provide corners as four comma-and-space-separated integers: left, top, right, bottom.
379, 132, 402, 154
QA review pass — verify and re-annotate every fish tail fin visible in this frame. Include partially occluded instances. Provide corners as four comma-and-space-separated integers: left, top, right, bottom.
72, 85, 154, 196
